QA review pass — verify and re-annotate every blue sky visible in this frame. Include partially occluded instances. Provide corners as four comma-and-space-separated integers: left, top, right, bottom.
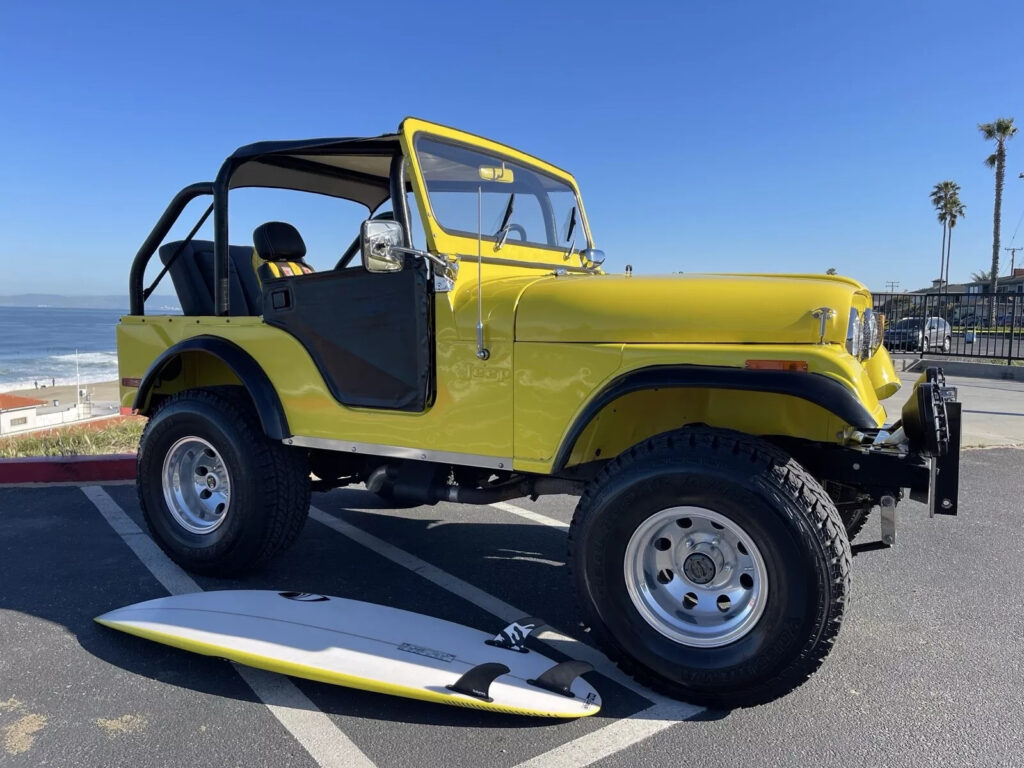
1, 0, 1023, 295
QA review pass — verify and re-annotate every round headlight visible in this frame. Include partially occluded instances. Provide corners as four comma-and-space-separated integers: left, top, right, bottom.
846, 308, 863, 358
863, 308, 883, 357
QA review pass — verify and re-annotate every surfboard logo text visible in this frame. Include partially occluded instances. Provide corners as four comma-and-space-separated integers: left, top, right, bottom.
398, 643, 456, 663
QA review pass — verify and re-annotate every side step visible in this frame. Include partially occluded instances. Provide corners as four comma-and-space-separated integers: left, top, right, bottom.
446, 662, 510, 702
527, 660, 594, 698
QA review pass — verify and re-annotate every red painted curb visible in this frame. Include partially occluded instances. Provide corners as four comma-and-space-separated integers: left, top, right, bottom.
0, 454, 137, 484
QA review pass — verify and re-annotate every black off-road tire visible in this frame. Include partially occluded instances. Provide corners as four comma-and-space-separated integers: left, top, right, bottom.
568, 427, 851, 708
137, 387, 310, 576
825, 481, 874, 541
839, 505, 872, 541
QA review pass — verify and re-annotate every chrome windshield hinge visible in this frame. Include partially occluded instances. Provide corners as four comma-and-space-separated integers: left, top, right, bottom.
811, 307, 836, 344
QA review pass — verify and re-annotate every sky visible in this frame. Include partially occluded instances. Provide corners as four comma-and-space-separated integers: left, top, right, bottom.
1, 0, 1023, 295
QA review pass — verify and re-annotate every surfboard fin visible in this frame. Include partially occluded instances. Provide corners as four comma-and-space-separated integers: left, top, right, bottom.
446, 662, 510, 702
485, 616, 544, 653
527, 660, 593, 699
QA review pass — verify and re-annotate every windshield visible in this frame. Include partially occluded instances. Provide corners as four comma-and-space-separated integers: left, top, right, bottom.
414, 136, 589, 252
892, 318, 923, 330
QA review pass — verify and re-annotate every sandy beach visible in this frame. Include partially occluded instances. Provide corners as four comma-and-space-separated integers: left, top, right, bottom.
4, 379, 120, 406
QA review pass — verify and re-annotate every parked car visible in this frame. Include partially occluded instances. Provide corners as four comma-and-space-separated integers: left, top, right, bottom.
884, 316, 951, 352
118, 118, 961, 708
958, 313, 988, 328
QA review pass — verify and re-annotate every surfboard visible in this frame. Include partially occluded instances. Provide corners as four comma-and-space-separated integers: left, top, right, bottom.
95, 590, 601, 718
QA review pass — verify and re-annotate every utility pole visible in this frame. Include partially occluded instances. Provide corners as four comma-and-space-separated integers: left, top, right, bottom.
1005, 246, 1023, 274
885, 280, 900, 293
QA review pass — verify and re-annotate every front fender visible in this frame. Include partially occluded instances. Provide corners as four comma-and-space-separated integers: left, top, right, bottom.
552, 364, 876, 471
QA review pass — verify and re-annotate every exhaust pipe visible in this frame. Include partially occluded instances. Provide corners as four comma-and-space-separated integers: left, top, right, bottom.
435, 476, 584, 505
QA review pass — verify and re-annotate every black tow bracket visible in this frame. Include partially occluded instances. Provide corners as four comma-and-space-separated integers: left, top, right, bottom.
929, 399, 961, 516
901, 367, 961, 516
901, 367, 957, 459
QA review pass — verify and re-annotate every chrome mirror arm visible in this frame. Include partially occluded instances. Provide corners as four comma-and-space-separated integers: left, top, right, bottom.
386, 244, 453, 270
385, 245, 460, 290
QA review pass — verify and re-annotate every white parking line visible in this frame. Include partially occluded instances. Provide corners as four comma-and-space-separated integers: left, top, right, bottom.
81, 487, 376, 768
512, 703, 686, 768
309, 504, 702, 767
489, 501, 570, 529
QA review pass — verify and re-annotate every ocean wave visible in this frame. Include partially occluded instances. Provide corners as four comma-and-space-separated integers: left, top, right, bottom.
0, 348, 119, 392
49, 351, 119, 364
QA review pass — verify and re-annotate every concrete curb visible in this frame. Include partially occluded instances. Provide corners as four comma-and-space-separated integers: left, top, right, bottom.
0, 454, 136, 485
906, 358, 1024, 382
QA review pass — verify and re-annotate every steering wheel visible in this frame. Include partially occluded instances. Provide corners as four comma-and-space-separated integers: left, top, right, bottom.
335, 211, 396, 270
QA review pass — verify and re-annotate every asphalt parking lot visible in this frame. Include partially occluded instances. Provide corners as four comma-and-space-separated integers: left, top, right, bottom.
2, 440, 1023, 768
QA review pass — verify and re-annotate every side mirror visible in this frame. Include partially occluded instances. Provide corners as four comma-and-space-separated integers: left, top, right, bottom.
580, 248, 606, 268
361, 220, 404, 273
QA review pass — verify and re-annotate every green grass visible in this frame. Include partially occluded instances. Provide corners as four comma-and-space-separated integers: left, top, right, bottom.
0, 418, 144, 458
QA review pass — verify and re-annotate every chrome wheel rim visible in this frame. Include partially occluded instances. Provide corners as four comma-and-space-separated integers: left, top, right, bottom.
623, 506, 768, 648
161, 436, 231, 535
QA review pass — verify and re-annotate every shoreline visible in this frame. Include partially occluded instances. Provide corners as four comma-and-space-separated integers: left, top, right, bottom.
2, 379, 120, 405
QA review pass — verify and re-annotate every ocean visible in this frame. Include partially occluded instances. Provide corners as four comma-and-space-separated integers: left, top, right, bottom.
0, 306, 128, 392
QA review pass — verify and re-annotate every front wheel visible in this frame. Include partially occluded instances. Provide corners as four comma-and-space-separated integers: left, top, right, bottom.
943, 335, 951, 353
137, 388, 311, 576
569, 428, 851, 708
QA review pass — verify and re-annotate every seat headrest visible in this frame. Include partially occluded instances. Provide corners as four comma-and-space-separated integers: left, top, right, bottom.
253, 222, 306, 262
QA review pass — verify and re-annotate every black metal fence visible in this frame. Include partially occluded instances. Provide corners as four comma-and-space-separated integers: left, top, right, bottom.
872, 291, 1023, 363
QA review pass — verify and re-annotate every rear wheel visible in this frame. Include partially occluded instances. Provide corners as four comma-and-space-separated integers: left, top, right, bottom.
922, 337, 930, 353
137, 388, 310, 576
569, 427, 851, 708
943, 335, 951, 353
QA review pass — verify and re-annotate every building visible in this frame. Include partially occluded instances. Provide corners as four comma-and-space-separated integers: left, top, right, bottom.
887, 269, 1024, 327
0, 394, 46, 435
907, 268, 1024, 295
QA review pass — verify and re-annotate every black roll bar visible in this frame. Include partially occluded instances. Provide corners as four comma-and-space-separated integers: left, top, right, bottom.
213, 159, 234, 316
129, 182, 214, 315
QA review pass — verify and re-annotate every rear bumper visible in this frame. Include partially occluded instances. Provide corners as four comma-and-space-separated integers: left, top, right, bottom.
791, 367, 962, 517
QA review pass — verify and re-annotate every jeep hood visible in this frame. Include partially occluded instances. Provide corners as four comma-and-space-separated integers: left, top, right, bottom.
514, 274, 866, 345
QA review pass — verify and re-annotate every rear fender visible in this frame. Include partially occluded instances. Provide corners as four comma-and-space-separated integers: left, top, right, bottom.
133, 335, 290, 439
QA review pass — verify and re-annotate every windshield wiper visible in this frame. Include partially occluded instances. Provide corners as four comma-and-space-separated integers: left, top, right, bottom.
563, 206, 577, 261
493, 193, 516, 250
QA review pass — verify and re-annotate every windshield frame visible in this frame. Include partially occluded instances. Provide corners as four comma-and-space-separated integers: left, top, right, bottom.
411, 133, 593, 255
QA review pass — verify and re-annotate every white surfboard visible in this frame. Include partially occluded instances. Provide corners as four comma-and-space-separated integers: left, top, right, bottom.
95, 590, 601, 718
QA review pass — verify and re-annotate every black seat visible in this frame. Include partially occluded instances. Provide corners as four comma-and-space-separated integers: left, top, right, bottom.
158, 240, 263, 316
253, 222, 315, 282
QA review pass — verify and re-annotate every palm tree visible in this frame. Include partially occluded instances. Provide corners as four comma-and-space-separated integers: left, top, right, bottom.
930, 181, 962, 292
943, 193, 966, 293
971, 268, 993, 283
980, 117, 1017, 312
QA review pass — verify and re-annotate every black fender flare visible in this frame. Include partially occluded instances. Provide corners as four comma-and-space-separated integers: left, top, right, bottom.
552, 364, 875, 471
132, 335, 291, 439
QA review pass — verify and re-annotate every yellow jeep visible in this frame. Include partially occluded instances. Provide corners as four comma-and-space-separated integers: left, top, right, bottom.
117, 118, 962, 707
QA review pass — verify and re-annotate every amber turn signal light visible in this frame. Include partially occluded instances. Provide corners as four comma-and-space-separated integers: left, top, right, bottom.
745, 360, 809, 372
